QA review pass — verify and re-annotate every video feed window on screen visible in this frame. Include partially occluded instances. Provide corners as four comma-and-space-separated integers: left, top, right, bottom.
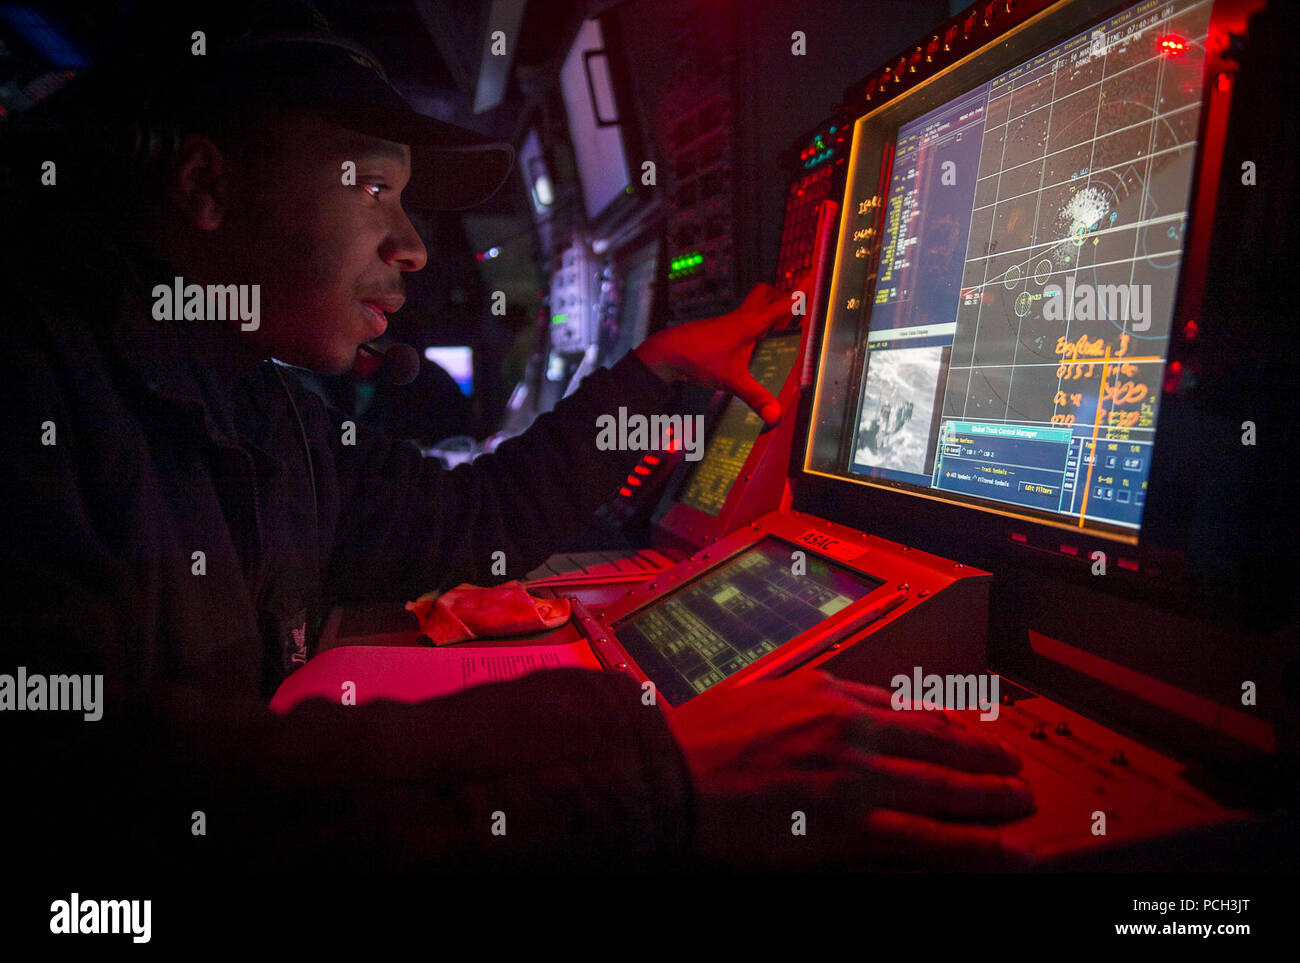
614, 539, 882, 704
808, 0, 1213, 538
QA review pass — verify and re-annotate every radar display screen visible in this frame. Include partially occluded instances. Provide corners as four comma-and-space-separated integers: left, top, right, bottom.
810, 0, 1213, 537
613, 538, 881, 704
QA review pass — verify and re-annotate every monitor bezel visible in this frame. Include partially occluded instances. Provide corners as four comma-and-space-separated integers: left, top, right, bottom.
794, 0, 1257, 615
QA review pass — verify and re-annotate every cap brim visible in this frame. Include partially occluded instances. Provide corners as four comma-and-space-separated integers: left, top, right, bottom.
409, 136, 515, 212
174, 35, 517, 212
326, 104, 514, 211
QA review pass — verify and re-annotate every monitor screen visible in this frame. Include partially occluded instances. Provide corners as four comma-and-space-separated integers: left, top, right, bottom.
807, 0, 1213, 541
613, 538, 882, 704
424, 346, 474, 396
678, 333, 802, 516
560, 18, 632, 221
598, 243, 658, 365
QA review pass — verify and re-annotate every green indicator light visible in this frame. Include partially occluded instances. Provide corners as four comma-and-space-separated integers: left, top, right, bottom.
551, 313, 568, 324
669, 252, 706, 281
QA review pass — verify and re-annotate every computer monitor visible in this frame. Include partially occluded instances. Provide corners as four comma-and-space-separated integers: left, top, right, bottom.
613, 537, 883, 704
424, 346, 474, 396
597, 241, 658, 366
560, 18, 632, 222
806, 0, 1215, 544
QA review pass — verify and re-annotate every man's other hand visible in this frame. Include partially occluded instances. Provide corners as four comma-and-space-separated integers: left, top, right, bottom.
667, 671, 1036, 870
634, 277, 810, 427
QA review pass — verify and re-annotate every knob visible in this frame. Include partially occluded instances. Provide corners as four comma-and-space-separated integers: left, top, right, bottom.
1030, 724, 1047, 740
1054, 721, 1072, 736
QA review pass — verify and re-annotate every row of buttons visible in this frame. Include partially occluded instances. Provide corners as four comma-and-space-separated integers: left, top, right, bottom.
860, 2, 1022, 104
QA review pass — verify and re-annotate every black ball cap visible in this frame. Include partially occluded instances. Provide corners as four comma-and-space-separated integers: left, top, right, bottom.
177, 30, 515, 211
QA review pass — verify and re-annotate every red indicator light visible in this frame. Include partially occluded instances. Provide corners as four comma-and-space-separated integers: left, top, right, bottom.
644, 455, 661, 465
634, 465, 652, 476
1183, 319, 1198, 340
1164, 360, 1183, 392
1059, 544, 1079, 556
1159, 34, 1188, 56
626, 476, 642, 487
1216, 72, 1232, 93
1117, 558, 1140, 571
618, 487, 633, 498
1010, 532, 1027, 543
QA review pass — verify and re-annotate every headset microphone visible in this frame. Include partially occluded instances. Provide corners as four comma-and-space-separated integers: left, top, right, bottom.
358, 342, 421, 386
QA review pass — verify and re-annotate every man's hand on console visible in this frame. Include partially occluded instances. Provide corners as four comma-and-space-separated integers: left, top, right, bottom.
667, 670, 1036, 870
634, 276, 811, 427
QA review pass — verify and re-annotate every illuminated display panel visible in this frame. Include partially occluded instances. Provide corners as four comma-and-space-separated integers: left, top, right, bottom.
678, 333, 802, 516
807, 0, 1214, 540
614, 539, 882, 704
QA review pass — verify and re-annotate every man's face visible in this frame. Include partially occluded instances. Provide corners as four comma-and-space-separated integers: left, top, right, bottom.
215, 112, 428, 373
